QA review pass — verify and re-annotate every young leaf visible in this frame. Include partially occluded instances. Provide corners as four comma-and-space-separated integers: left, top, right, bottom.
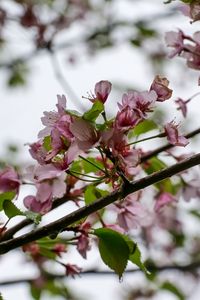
161, 281, 185, 300
43, 135, 52, 151
129, 119, 157, 138
3, 200, 24, 219
82, 157, 104, 174
143, 157, 176, 194
30, 283, 42, 300
24, 211, 42, 225
83, 101, 104, 122
39, 247, 57, 260
0, 191, 16, 211
122, 235, 149, 274
94, 228, 130, 278
84, 185, 109, 205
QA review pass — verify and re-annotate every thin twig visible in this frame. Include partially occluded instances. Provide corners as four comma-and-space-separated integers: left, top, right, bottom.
50, 51, 86, 111
0, 260, 199, 286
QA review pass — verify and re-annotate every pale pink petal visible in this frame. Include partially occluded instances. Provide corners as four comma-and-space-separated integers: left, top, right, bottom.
94, 80, 112, 103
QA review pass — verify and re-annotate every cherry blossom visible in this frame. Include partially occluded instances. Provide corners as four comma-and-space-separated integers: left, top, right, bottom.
164, 121, 189, 147
0, 166, 20, 194
154, 192, 177, 213
165, 30, 185, 58
114, 193, 151, 232
70, 118, 99, 151
94, 80, 112, 103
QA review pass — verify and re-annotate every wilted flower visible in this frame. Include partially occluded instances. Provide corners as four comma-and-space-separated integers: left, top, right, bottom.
150, 75, 172, 101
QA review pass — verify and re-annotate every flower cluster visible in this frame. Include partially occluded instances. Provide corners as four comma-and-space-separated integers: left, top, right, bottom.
0, 78, 189, 220
165, 30, 200, 71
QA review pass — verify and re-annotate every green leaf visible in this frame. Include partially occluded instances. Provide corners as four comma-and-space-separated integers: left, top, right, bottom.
122, 235, 149, 274
94, 228, 130, 278
43, 135, 52, 151
70, 160, 82, 173
7, 61, 29, 87
24, 211, 42, 225
3, 200, 24, 218
37, 237, 62, 248
65, 109, 81, 117
39, 247, 56, 259
0, 292, 4, 300
161, 281, 185, 300
189, 209, 200, 219
83, 101, 104, 121
82, 157, 105, 174
129, 243, 149, 274
84, 185, 109, 205
130, 119, 158, 137
143, 157, 176, 194
30, 284, 42, 300
0, 191, 16, 210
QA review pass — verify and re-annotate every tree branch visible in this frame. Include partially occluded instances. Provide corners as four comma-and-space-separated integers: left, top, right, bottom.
141, 127, 200, 163
0, 260, 199, 286
0, 153, 200, 255
1, 127, 200, 243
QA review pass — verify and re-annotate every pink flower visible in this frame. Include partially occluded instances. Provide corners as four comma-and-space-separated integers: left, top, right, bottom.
115, 90, 157, 131
118, 148, 140, 176
70, 118, 99, 151
154, 192, 177, 213
106, 224, 125, 234
184, 44, 200, 70
0, 167, 20, 194
165, 30, 185, 58
115, 106, 140, 131
24, 181, 53, 214
179, 4, 191, 18
115, 193, 150, 231
38, 94, 68, 139
53, 244, 67, 257
181, 168, 200, 202
29, 140, 49, 165
150, 75, 173, 102
23, 165, 67, 214
119, 91, 157, 118
64, 263, 82, 278
164, 121, 189, 147
94, 80, 112, 103
76, 222, 91, 259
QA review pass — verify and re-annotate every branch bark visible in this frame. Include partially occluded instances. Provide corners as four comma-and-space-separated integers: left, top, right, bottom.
0, 152, 200, 255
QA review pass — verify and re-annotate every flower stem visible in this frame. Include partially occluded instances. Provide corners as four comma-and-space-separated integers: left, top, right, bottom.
126, 132, 165, 147
79, 155, 107, 174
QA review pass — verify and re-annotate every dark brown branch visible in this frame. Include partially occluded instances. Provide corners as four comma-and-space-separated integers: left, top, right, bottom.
141, 127, 200, 162
0, 152, 200, 255
0, 195, 76, 242
0, 260, 199, 286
